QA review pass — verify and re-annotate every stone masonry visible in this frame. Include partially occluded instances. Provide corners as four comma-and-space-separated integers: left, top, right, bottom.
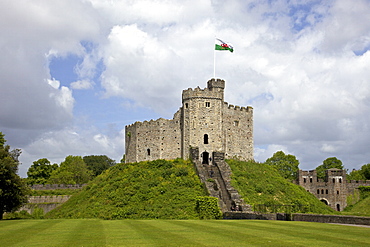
125, 78, 254, 164
297, 168, 370, 211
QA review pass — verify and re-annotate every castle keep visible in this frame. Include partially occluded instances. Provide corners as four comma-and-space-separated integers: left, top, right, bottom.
125, 78, 253, 164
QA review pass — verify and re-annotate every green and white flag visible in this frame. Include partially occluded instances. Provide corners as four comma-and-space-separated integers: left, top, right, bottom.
215, 38, 233, 53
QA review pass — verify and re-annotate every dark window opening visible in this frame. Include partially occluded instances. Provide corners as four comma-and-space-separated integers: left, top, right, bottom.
317, 189, 320, 194
185, 103, 188, 108
336, 204, 340, 211
337, 190, 339, 194
310, 178, 312, 183
303, 178, 306, 183
321, 189, 324, 194
339, 178, 342, 183
326, 189, 328, 194
332, 178, 335, 183
204, 134, 209, 144
147, 149, 150, 156
205, 102, 210, 107
202, 152, 209, 164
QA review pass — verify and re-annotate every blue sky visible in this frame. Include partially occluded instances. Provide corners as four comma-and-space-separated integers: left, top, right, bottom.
1, 0, 370, 177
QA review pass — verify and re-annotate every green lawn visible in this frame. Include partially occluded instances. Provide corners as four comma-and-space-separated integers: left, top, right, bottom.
0, 219, 369, 246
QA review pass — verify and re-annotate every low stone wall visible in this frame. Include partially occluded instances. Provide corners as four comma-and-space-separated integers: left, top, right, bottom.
293, 213, 370, 225
19, 195, 71, 214
31, 184, 86, 190
223, 212, 278, 220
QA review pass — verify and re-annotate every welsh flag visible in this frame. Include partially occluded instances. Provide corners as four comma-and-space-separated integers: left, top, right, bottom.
215, 38, 233, 53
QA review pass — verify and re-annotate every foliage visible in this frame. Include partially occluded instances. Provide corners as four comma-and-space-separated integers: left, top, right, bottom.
316, 157, 344, 180
227, 159, 334, 214
0, 132, 29, 220
31, 206, 44, 219
46, 159, 207, 219
2, 210, 32, 220
26, 158, 58, 185
83, 155, 116, 177
358, 186, 370, 200
195, 196, 222, 219
343, 195, 370, 216
264, 151, 299, 181
347, 168, 366, 181
48, 155, 92, 184
29, 189, 81, 196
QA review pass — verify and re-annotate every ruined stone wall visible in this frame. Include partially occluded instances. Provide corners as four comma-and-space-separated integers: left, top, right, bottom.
297, 169, 370, 211
222, 103, 253, 161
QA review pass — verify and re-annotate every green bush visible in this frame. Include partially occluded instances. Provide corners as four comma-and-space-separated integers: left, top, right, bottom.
31, 207, 44, 219
195, 196, 222, 219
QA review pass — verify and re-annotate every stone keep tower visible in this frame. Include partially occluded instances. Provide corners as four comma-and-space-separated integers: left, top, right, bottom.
125, 78, 253, 164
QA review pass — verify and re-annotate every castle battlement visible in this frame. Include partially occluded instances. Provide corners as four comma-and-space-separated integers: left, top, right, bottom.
224, 102, 253, 112
125, 78, 253, 164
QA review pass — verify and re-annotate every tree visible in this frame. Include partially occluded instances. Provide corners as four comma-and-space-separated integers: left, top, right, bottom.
49, 155, 92, 184
316, 157, 344, 180
265, 151, 299, 180
27, 158, 58, 185
361, 163, 370, 180
347, 169, 365, 181
83, 155, 116, 177
0, 132, 29, 220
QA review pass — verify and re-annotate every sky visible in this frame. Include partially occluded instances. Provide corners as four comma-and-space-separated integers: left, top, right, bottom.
1, 0, 370, 177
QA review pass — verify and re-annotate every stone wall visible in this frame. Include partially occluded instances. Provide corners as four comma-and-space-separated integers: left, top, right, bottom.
31, 184, 86, 190
19, 195, 71, 214
297, 169, 370, 211
293, 213, 370, 225
125, 78, 254, 165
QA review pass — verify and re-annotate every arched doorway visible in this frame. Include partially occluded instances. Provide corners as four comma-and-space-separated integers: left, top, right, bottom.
202, 151, 209, 164
320, 198, 329, 205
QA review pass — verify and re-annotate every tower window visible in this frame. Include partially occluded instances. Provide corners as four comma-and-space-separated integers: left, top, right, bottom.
147, 149, 150, 156
185, 103, 188, 108
205, 102, 210, 107
204, 134, 209, 144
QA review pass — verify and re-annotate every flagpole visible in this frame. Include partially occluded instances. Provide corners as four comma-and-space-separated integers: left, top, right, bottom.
213, 46, 216, 79
213, 37, 216, 79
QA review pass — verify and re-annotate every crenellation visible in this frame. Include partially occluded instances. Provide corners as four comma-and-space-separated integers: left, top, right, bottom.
125, 78, 253, 163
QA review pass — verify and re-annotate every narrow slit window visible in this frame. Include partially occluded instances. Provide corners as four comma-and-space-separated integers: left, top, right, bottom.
205, 102, 210, 107
147, 149, 150, 156
204, 134, 209, 144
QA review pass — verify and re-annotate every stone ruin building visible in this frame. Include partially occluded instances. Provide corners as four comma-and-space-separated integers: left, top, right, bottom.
297, 168, 370, 211
125, 78, 253, 164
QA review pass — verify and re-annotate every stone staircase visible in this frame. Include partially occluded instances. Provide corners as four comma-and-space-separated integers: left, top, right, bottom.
192, 153, 252, 213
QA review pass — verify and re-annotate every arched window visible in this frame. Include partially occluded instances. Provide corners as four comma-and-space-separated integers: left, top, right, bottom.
310, 178, 312, 183
147, 149, 150, 156
317, 189, 320, 194
303, 178, 306, 183
321, 189, 324, 194
204, 134, 209, 144
339, 178, 342, 183
332, 178, 335, 183
336, 204, 340, 211
326, 189, 328, 194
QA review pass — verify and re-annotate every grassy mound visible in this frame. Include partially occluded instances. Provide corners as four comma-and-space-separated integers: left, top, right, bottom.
46, 159, 208, 219
227, 159, 335, 214
343, 193, 370, 216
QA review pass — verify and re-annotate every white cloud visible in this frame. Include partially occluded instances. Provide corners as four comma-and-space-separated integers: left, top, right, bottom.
2, 0, 370, 177
70, 80, 93, 90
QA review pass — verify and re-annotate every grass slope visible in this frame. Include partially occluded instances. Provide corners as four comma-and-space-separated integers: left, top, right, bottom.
227, 159, 335, 214
343, 196, 370, 216
46, 159, 207, 219
1, 219, 369, 246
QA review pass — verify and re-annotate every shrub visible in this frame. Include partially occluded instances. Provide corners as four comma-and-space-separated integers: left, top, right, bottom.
195, 196, 222, 219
